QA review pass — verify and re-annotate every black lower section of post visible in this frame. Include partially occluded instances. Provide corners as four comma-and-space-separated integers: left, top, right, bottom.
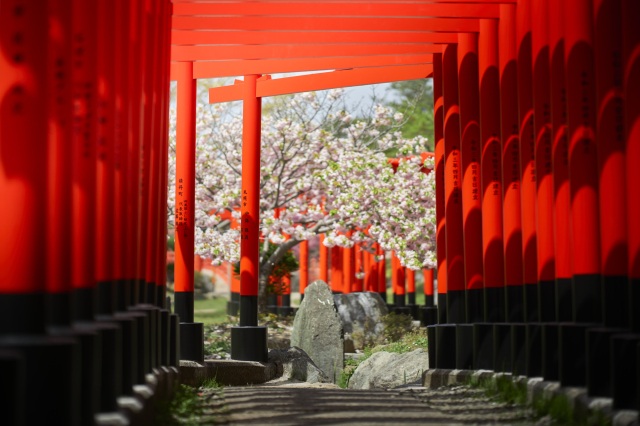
556, 278, 573, 322
524, 283, 539, 322
425, 294, 434, 307
525, 324, 542, 377
427, 325, 436, 369
455, 324, 473, 370
0, 349, 25, 426
179, 322, 204, 363
378, 292, 387, 304
0, 293, 46, 335
466, 288, 484, 323
494, 323, 512, 373
47, 291, 72, 327
611, 334, 640, 409
175, 291, 194, 323
484, 287, 504, 323
559, 323, 594, 387
160, 309, 170, 366
240, 295, 258, 327
407, 292, 416, 305
281, 294, 291, 307
511, 324, 526, 376
437, 293, 447, 324
447, 290, 466, 324
300, 293, 305, 303
573, 274, 602, 323
113, 312, 138, 396
586, 328, 621, 397
0, 336, 81, 426
473, 323, 494, 370
632, 278, 640, 333
435, 324, 456, 369
91, 320, 123, 412
541, 323, 559, 381
230, 326, 268, 362
145, 282, 157, 306
505, 285, 524, 323
539, 281, 556, 322
393, 306, 412, 317
117, 279, 132, 311
157, 286, 166, 309
170, 314, 180, 367
407, 304, 419, 320
97, 281, 116, 316
420, 306, 438, 327
394, 293, 405, 307
127, 311, 150, 383
602, 275, 628, 328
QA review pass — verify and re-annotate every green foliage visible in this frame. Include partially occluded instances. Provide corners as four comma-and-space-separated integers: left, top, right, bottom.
201, 378, 223, 389
385, 80, 434, 150
154, 384, 203, 426
234, 243, 299, 295
381, 312, 414, 342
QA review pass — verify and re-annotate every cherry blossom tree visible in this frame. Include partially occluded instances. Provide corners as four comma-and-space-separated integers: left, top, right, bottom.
168, 82, 436, 302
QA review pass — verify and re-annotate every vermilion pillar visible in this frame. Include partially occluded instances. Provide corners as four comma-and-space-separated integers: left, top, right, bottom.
433, 52, 448, 324
479, 18, 505, 322
299, 240, 309, 301
500, 4, 525, 322
406, 269, 416, 305
391, 253, 406, 307
330, 246, 343, 294
342, 243, 354, 294
353, 243, 364, 292
443, 43, 466, 324
549, 0, 572, 322
319, 235, 329, 283
623, 0, 640, 333
565, 0, 602, 323
516, 0, 539, 322
174, 62, 196, 324
458, 32, 484, 323
532, 0, 556, 322
47, 0, 73, 326
424, 269, 435, 307
377, 247, 387, 302
593, 0, 628, 327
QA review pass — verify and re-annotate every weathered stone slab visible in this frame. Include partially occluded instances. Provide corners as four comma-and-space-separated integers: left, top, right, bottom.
348, 348, 429, 389
291, 281, 344, 382
334, 292, 388, 350
268, 347, 330, 383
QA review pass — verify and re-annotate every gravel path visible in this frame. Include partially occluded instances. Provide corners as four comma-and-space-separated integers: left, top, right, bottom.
193, 382, 550, 425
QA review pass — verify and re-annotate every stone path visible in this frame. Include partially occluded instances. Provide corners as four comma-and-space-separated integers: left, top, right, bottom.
193, 382, 550, 425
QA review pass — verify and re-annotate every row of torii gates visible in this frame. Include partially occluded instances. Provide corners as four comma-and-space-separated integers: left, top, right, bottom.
1, 0, 639, 425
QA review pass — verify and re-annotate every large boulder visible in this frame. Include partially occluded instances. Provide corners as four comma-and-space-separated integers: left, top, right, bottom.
334, 292, 388, 350
268, 347, 330, 383
347, 349, 429, 390
291, 281, 344, 382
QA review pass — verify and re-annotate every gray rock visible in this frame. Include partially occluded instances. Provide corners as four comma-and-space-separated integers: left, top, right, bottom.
268, 347, 330, 383
334, 292, 388, 350
348, 348, 429, 390
291, 281, 344, 383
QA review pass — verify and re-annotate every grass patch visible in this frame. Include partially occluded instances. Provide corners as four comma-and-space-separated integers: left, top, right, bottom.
154, 384, 204, 426
201, 378, 223, 389
194, 297, 228, 325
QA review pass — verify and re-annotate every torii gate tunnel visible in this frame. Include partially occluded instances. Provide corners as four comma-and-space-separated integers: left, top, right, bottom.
1, 0, 640, 424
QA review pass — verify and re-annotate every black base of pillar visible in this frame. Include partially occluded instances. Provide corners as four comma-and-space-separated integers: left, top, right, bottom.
426, 325, 436, 369
394, 306, 412, 317
230, 326, 268, 362
524, 284, 539, 322
160, 309, 170, 366
632, 278, 640, 333
145, 282, 157, 306
277, 306, 295, 317
466, 288, 484, 323
602, 276, 628, 328
447, 290, 466, 324
179, 322, 204, 363
556, 278, 572, 322
47, 291, 72, 327
420, 306, 438, 327
300, 294, 305, 303
407, 292, 416, 305
169, 314, 180, 367
378, 292, 386, 304
611, 334, 640, 410
456, 324, 473, 370
511, 324, 526, 376
113, 312, 139, 396
506, 286, 524, 323
0, 336, 81, 426
281, 294, 291, 307
97, 281, 117, 317
541, 323, 559, 381
559, 323, 596, 387
539, 281, 556, 322
573, 274, 602, 323
484, 287, 504, 323
0, 349, 25, 426
394, 293, 406, 307
240, 295, 258, 327
425, 294, 435, 307
473, 323, 494, 370
407, 304, 419, 320
587, 328, 624, 397
85, 320, 123, 413
435, 324, 456, 369
493, 323, 512, 373
126, 311, 150, 383
525, 324, 542, 377
131, 305, 159, 369
437, 294, 447, 323
157, 286, 167, 310
174, 292, 195, 323
117, 279, 132, 312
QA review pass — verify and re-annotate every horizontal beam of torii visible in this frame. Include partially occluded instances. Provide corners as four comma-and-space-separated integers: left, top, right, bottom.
208, 64, 433, 103
170, 53, 434, 79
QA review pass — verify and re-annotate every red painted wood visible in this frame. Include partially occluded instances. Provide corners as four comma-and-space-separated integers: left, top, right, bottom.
433, 52, 448, 299
330, 246, 343, 293
377, 247, 386, 294
478, 18, 505, 289
423, 269, 435, 297
391, 253, 406, 296
342, 243, 353, 294
299, 240, 309, 295
319, 235, 329, 283
353, 243, 364, 293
